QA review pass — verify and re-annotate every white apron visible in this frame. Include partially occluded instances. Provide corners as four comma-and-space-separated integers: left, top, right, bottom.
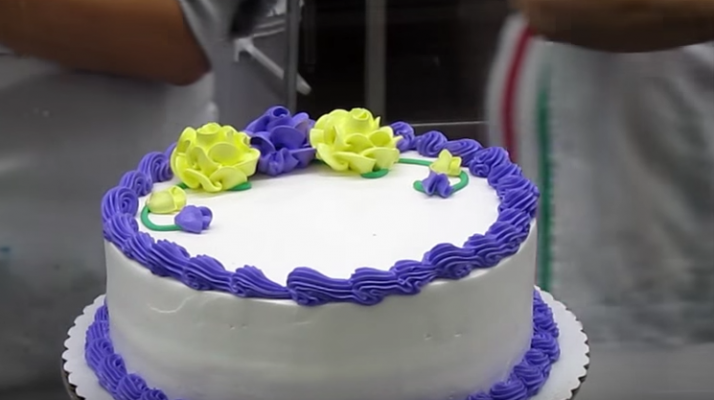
488, 15, 714, 346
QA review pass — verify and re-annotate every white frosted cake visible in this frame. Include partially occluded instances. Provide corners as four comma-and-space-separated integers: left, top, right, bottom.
92, 107, 560, 400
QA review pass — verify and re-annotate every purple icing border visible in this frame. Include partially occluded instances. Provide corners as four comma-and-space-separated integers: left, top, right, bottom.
101, 120, 539, 307
85, 290, 558, 400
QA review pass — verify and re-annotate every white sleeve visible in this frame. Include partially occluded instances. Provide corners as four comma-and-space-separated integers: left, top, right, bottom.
177, 0, 276, 57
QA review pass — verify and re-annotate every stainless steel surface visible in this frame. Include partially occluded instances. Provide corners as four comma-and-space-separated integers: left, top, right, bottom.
284, 0, 302, 112
365, 0, 387, 116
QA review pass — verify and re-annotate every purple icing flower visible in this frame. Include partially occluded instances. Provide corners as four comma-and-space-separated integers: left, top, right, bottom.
174, 206, 213, 234
245, 106, 316, 176
421, 170, 453, 198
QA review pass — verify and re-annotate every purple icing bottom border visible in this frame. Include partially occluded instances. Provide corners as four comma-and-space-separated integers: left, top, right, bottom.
83, 290, 560, 400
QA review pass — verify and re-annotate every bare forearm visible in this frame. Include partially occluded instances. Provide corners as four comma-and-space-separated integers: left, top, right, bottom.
516, 0, 714, 51
0, 0, 209, 85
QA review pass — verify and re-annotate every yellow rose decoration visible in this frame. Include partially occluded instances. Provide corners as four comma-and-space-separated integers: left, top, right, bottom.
146, 186, 187, 214
170, 123, 260, 193
309, 108, 402, 174
430, 150, 462, 177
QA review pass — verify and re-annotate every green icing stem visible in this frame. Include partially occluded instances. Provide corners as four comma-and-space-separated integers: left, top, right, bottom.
141, 181, 253, 232
176, 181, 252, 192
361, 169, 390, 179
140, 205, 181, 232
397, 157, 431, 167
398, 158, 469, 196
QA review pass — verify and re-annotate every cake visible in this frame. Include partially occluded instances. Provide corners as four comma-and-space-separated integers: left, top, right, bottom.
91, 107, 559, 400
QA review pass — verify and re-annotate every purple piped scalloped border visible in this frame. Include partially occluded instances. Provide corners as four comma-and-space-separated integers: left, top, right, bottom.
85, 290, 558, 400
101, 119, 539, 307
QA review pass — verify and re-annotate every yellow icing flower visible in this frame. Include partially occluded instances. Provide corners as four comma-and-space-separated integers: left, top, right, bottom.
170, 123, 260, 192
430, 150, 462, 177
309, 108, 401, 174
147, 186, 187, 214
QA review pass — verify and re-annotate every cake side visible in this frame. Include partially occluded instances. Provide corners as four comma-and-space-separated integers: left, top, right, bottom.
105, 226, 536, 400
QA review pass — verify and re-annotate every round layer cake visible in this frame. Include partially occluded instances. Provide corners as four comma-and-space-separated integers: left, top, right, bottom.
95, 107, 556, 400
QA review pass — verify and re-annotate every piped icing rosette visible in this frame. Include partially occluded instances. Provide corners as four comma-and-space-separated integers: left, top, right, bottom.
170, 123, 260, 192
245, 106, 316, 176
309, 108, 402, 174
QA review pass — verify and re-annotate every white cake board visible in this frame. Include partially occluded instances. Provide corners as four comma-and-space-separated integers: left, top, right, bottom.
62, 289, 589, 400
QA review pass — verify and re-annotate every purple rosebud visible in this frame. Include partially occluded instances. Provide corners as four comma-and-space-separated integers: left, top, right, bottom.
421, 170, 453, 198
174, 206, 213, 234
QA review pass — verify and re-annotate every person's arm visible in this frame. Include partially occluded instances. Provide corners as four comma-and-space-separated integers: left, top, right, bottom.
0, 0, 210, 85
515, 0, 714, 52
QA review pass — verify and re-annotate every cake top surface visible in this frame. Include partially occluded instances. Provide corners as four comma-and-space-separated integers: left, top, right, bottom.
138, 153, 501, 282
101, 106, 538, 306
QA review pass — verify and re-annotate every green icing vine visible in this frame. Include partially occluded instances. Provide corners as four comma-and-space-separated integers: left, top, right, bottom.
141, 182, 252, 232
141, 205, 181, 232
176, 181, 252, 192
361, 169, 390, 179
398, 158, 469, 196
141, 158, 469, 233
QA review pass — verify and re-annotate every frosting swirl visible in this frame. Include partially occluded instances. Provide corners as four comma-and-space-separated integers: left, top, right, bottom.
469, 147, 510, 178
524, 349, 551, 376
287, 267, 354, 306
140, 390, 169, 400
462, 234, 505, 268
531, 332, 560, 361
513, 359, 546, 396
138, 152, 173, 183
146, 240, 190, 278
415, 130, 447, 157
424, 243, 476, 279
350, 268, 405, 305
103, 214, 138, 253
485, 222, 525, 259
97, 354, 126, 392
229, 266, 291, 299
86, 304, 173, 400
126, 232, 154, 266
487, 163, 522, 187
119, 171, 153, 197
181, 256, 231, 291
116, 374, 148, 400
390, 260, 437, 294
489, 375, 528, 400
101, 187, 139, 222
444, 139, 481, 164
390, 121, 417, 152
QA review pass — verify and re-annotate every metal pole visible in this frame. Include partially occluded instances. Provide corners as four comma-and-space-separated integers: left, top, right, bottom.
365, 0, 386, 116
284, 0, 301, 113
